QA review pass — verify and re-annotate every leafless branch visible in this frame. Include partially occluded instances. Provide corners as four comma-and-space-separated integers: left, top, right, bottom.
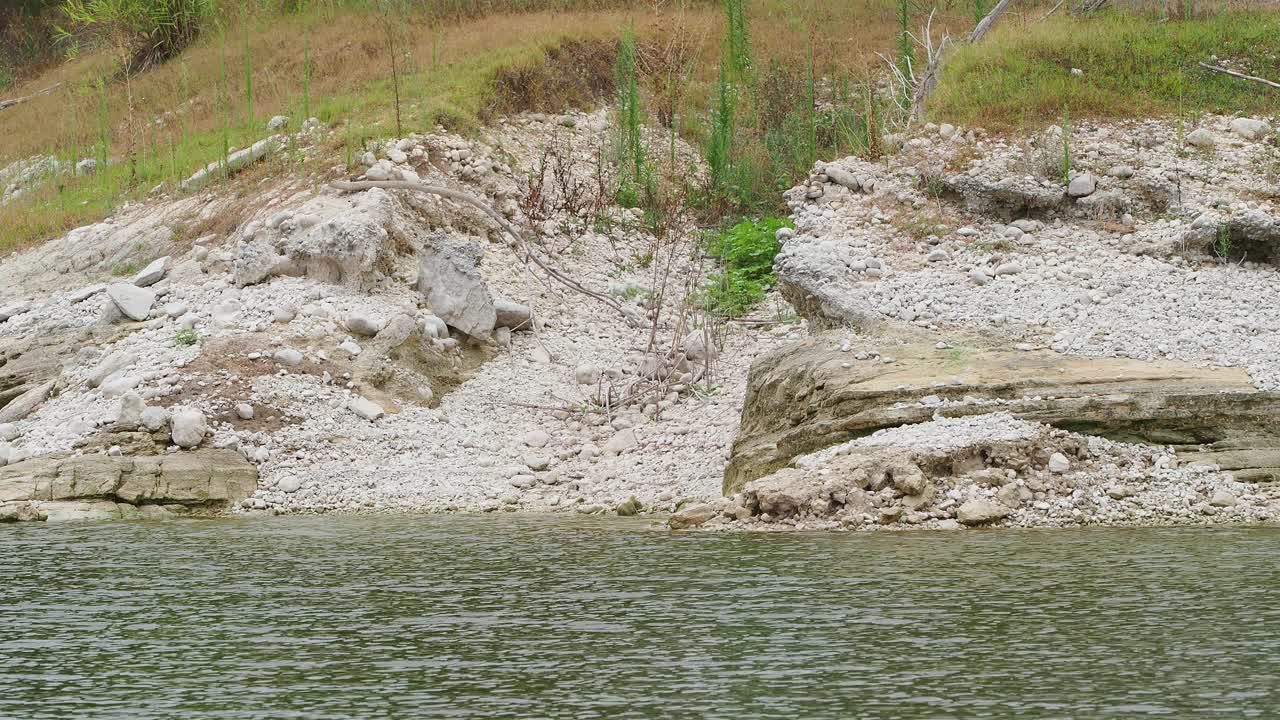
1199, 62, 1280, 90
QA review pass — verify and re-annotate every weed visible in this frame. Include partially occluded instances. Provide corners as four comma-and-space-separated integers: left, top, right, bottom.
111, 260, 138, 276
175, 328, 199, 346
701, 217, 790, 317
1214, 220, 1233, 259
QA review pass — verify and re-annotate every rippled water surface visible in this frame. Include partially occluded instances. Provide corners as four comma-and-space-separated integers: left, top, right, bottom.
3, 516, 1280, 719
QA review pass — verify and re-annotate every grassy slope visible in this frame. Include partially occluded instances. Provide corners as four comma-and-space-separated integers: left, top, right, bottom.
3, 1, 1279, 253
932, 10, 1280, 129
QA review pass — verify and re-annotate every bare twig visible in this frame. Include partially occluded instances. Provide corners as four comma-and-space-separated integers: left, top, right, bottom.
1198, 62, 1280, 90
330, 179, 629, 319
0, 83, 62, 111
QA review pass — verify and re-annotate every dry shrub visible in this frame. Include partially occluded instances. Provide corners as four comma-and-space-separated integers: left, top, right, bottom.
487, 38, 618, 118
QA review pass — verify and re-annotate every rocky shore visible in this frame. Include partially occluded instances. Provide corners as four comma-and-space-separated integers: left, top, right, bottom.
3, 110, 1278, 531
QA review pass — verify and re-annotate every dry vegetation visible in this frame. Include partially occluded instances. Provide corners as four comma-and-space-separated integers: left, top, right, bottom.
1, 0, 1279, 253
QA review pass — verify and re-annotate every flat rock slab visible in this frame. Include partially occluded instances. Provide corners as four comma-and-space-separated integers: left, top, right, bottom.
0, 449, 258, 518
106, 283, 156, 321
725, 333, 1280, 494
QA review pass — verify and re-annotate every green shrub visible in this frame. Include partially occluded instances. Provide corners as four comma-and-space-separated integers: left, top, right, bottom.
175, 328, 199, 346
702, 216, 790, 316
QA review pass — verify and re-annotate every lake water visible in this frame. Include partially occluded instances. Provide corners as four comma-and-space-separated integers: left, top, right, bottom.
3, 516, 1279, 719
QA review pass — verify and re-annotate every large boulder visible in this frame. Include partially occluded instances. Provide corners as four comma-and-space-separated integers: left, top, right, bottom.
725, 333, 1280, 494
105, 283, 156, 321
417, 236, 496, 339
232, 188, 400, 290
0, 380, 54, 424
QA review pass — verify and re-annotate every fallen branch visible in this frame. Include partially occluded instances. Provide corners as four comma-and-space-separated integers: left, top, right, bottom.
0, 83, 62, 111
1037, 0, 1067, 22
330, 179, 628, 319
1198, 62, 1280, 90
968, 0, 1015, 43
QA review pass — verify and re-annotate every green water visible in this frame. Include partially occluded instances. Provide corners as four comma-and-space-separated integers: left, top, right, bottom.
3, 516, 1279, 719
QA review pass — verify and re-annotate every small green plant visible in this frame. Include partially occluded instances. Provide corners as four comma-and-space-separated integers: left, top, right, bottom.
702, 217, 791, 317
175, 328, 199, 346
111, 261, 138, 276
613, 23, 647, 205
1214, 221, 1233, 259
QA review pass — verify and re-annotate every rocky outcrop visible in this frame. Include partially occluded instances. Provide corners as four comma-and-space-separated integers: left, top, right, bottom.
0, 448, 258, 522
726, 333, 1280, 495
232, 188, 400, 290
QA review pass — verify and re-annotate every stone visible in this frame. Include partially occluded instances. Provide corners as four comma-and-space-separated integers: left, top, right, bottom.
163, 302, 189, 319
89, 351, 138, 388
889, 463, 927, 496
1108, 165, 1136, 179
277, 476, 303, 493
0, 423, 17, 442
417, 237, 496, 339
969, 268, 992, 285
235, 403, 255, 420
105, 283, 156, 321
994, 262, 1023, 276
346, 310, 385, 337
669, 503, 719, 530
1048, 452, 1071, 473
0, 381, 54, 424
100, 375, 141, 397
272, 304, 298, 323
615, 496, 642, 516
996, 484, 1023, 509
274, 348, 304, 367
132, 256, 171, 287
75, 158, 97, 176
494, 300, 533, 331
267, 115, 290, 131
141, 407, 170, 432
1186, 128, 1215, 149
604, 429, 638, 456
419, 314, 448, 339
117, 391, 145, 429
1229, 117, 1271, 142
170, 408, 208, 449
349, 397, 385, 422
523, 430, 551, 448
1067, 174, 1097, 198
1209, 489, 1238, 507
574, 365, 601, 385
681, 330, 716, 363
957, 498, 1011, 526
339, 339, 362, 356
524, 455, 551, 471
69, 284, 106, 303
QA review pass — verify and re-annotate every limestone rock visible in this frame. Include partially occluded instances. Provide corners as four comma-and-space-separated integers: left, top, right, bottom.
668, 503, 720, 530
170, 407, 208, 449
957, 498, 1010, 526
132, 256, 171, 287
346, 310, 385, 337
349, 396, 385, 421
604, 429, 638, 456
494, 299, 533, 331
0, 381, 54, 424
417, 237, 496, 339
106, 283, 156, 321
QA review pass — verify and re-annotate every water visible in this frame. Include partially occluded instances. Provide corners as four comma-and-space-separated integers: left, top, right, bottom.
3, 516, 1279, 719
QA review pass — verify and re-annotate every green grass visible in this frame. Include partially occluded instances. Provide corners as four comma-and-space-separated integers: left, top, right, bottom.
931, 12, 1280, 128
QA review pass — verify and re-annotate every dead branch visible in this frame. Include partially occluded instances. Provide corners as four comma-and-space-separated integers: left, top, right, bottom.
1074, 0, 1109, 14
1199, 62, 1280, 90
1037, 0, 1067, 22
0, 83, 62, 111
968, 0, 1015, 43
330, 179, 629, 320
